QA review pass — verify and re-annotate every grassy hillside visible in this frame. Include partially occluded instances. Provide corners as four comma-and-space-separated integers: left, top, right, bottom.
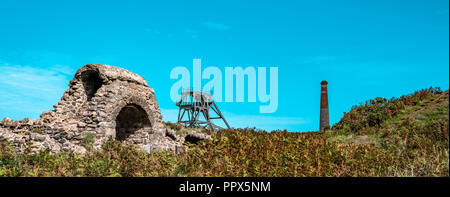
0, 88, 448, 177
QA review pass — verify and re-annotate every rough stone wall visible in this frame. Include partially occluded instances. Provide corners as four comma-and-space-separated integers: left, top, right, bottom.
0, 118, 85, 154
0, 64, 206, 154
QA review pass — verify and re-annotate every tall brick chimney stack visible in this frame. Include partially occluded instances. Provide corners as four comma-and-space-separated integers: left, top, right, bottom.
320, 80, 329, 131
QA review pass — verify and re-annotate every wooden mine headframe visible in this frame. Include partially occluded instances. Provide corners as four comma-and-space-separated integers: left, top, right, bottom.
176, 88, 231, 130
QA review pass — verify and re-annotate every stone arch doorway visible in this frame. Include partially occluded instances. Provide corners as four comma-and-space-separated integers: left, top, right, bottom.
81, 70, 103, 101
115, 104, 152, 142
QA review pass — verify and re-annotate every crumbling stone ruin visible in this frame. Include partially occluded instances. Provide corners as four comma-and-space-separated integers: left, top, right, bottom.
0, 64, 210, 154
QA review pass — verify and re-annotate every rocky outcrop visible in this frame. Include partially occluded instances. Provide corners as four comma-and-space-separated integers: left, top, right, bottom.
0, 64, 210, 154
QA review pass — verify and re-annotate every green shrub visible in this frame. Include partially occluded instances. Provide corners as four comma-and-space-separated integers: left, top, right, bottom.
333, 87, 442, 133
0, 88, 447, 177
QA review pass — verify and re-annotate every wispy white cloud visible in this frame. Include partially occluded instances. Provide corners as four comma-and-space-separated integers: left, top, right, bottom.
184, 28, 198, 39
203, 21, 231, 31
160, 108, 310, 132
0, 64, 72, 94
0, 62, 74, 120
221, 111, 310, 131
144, 28, 161, 35
0, 50, 121, 120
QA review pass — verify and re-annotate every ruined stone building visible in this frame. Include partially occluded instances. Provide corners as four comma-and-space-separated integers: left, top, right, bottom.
0, 64, 209, 154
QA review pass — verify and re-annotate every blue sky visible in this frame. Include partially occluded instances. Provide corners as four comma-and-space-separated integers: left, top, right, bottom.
0, 0, 448, 131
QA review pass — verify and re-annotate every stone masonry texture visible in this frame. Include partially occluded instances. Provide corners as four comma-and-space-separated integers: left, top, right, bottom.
0, 64, 209, 154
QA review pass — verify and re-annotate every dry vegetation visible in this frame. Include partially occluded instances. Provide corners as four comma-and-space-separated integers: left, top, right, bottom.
0, 88, 448, 177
